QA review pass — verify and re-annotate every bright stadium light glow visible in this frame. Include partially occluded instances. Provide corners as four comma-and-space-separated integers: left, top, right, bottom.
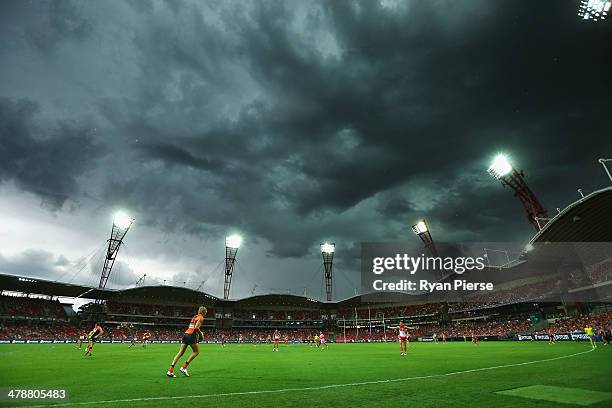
411, 220, 428, 235
321, 243, 335, 254
578, 0, 611, 21
487, 154, 513, 179
226, 235, 242, 249
113, 211, 133, 229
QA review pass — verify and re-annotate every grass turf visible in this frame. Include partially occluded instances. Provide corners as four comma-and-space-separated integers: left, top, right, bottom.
0, 341, 610, 408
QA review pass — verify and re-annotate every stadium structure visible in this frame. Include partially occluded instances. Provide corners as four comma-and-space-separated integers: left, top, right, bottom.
0, 187, 610, 345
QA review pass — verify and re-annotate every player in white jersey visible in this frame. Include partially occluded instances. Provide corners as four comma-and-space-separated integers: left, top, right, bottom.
319, 332, 328, 350
76, 333, 86, 349
389, 321, 411, 355
273, 330, 280, 352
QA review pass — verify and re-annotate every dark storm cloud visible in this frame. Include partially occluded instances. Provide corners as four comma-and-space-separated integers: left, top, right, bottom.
0, 0, 610, 296
0, 0, 92, 52
99, 0, 610, 256
0, 97, 103, 208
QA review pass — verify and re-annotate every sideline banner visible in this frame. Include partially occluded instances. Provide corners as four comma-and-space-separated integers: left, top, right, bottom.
517, 332, 591, 341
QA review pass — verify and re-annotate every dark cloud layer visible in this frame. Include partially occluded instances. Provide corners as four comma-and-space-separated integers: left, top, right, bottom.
0, 1, 610, 297
0, 97, 102, 208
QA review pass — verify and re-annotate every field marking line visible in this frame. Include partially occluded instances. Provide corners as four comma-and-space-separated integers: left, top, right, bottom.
21, 347, 594, 408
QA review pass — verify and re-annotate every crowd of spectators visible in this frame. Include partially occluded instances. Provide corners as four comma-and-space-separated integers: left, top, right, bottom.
542, 310, 611, 334
0, 295, 68, 321
448, 280, 557, 312
0, 323, 78, 340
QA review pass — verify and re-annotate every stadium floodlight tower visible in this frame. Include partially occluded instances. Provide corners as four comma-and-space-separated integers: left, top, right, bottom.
578, 0, 611, 21
98, 211, 134, 290
321, 243, 335, 302
487, 154, 549, 231
223, 235, 242, 300
411, 220, 438, 257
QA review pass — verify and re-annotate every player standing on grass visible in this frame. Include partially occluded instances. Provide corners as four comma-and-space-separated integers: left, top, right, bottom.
548, 328, 556, 344
599, 327, 609, 346
76, 332, 86, 349
142, 331, 151, 348
84, 323, 104, 356
273, 329, 280, 352
166, 306, 206, 378
471, 332, 478, 345
388, 321, 410, 356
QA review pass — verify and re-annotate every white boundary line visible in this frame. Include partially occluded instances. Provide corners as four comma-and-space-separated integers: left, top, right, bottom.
22, 348, 594, 408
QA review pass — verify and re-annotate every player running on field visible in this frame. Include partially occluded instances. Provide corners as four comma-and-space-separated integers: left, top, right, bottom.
471, 333, 478, 345
129, 336, 137, 348
584, 325, 596, 349
167, 306, 206, 377
84, 323, 104, 356
319, 332, 328, 350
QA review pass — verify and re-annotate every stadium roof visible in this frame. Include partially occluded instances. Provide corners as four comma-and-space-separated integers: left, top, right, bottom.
233, 294, 322, 308
530, 186, 612, 243
107, 285, 219, 306
0, 273, 110, 299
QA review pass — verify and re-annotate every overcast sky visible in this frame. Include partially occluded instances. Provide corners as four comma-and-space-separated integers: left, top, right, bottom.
0, 0, 610, 301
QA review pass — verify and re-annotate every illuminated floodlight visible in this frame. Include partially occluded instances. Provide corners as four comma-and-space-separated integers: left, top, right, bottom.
487, 154, 513, 179
113, 211, 134, 229
99, 211, 134, 291
578, 0, 611, 21
320, 243, 335, 254
225, 235, 242, 249
486, 151, 549, 232
411, 220, 428, 235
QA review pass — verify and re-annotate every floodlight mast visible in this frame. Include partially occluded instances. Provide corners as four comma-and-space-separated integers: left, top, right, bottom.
223, 235, 241, 300
321, 243, 335, 302
411, 220, 438, 257
487, 154, 549, 231
98, 212, 134, 290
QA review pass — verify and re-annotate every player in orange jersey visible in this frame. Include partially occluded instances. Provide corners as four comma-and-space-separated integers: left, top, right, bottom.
166, 306, 206, 377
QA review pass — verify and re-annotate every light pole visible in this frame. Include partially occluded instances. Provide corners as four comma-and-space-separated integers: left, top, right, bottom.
487, 154, 549, 231
321, 243, 335, 302
223, 235, 242, 300
98, 211, 134, 290
411, 219, 438, 256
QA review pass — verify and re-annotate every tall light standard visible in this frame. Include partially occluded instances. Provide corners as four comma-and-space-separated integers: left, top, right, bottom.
321, 243, 335, 302
411, 219, 438, 257
98, 211, 134, 290
487, 154, 549, 231
223, 235, 242, 300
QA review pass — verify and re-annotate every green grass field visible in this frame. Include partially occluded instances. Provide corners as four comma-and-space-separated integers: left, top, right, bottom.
0, 341, 610, 408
